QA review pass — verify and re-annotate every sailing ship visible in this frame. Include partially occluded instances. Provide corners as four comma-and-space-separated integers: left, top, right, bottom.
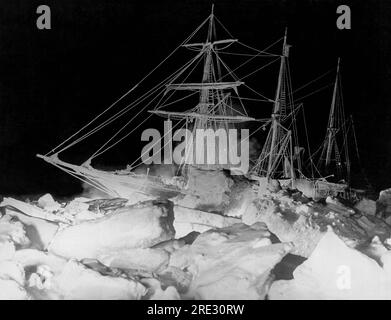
37, 6, 366, 201
37, 6, 270, 199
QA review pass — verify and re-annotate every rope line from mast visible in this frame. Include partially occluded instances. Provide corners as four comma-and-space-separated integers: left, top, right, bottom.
293, 68, 334, 94
129, 118, 187, 169
213, 49, 275, 102
89, 49, 206, 160
50, 47, 206, 156
45, 15, 210, 156
294, 83, 334, 102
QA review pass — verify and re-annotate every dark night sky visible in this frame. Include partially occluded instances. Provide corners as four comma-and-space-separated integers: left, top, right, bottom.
0, 0, 390, 197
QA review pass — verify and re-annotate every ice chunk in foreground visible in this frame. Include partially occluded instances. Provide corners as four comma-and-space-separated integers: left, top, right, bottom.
50, 260, 146, 300
141, 278, 180, 300
245, 194, 323, 257
4, 208, 59, 250
0, 214, 30, 247
269, 228, 391, 299
49, 200, 175, 260
0, 260, 29, 300
170, 223, 293, 299
0, 240, 15, 261
173, 205, 240, 238
99, 247, 170, 273
0, 279, 29, 300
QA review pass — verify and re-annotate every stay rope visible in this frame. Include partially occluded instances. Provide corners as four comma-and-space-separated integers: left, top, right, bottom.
46, 15, 210, 156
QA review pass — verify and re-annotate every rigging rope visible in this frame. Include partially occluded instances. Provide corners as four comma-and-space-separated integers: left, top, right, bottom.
216, 37, 284, 85
129, 118, 186, 169
214, 16, 234, 38
238, 41, 282, 57
294, 83, 334, 102
90, 48, 206, 159
239, 57, 280, 81
214, 49, 274, 102
46, 13, 293, 169
293, 68, 334, 94
51, 48, 206, 155
301, 104, 321, 178
46, 15, 210, 156
156, 91, 198, 110
219, 52, 279, 57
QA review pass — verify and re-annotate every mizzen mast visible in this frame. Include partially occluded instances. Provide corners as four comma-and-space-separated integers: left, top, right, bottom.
325, 57, 341, 167
316, 57, 351, 183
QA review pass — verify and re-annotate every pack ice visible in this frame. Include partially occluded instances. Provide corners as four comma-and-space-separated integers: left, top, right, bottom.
0, 181, 390, 300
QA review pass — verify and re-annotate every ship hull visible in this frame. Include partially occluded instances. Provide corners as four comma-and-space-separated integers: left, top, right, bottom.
37, 154, 184, 199
81, 169, 184, 199
294, 178, 347, 200
250, 174, 351, 200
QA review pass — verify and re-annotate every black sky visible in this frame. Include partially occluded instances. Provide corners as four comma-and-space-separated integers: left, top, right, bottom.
0, 0, 390, 197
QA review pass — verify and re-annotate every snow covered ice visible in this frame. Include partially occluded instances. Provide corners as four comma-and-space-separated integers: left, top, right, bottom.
1, 179, 391, 300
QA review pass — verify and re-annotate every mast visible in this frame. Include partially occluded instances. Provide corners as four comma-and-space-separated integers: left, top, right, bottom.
161, 4, 250, 171
267, 28, 288, 179
154, 6, 247, 126
325, 57, 340, 167
197, 4, 215, 129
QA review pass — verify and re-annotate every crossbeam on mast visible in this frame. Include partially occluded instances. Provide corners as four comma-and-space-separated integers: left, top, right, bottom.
148, 110, 263, 123
166, 81, 244, 92
182, 39, 238, 48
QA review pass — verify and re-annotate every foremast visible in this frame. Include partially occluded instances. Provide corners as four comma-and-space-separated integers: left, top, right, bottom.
150, 5, 257, 171
151, 6, 249, 126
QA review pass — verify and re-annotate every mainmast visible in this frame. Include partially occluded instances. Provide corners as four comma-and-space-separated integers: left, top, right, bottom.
267, 28, 289, 179
251, 27, 298, 181
325, 57, 341, 167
